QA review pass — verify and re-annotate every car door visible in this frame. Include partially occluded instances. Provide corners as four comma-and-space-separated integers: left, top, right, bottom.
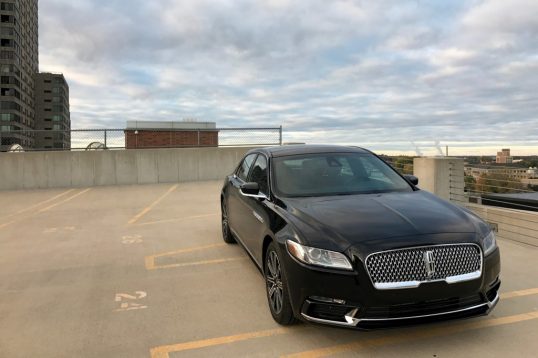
237, 154, 271, 265
227, 153, 258, 241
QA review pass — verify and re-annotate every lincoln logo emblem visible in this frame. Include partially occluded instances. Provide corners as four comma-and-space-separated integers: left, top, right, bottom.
424, 251, 436, 278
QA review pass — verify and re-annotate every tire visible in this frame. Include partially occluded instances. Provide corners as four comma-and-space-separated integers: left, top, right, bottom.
264, 241, 297, 325
221, 199, 236, 244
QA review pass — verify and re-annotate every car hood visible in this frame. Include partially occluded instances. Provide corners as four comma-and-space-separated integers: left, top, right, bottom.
281, 190, 479, 253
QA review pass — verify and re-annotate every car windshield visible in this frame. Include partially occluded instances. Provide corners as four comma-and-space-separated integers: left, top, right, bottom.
272, 152, 413, 197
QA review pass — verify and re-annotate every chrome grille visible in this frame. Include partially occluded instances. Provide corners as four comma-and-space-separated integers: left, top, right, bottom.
366, 244, 482, 289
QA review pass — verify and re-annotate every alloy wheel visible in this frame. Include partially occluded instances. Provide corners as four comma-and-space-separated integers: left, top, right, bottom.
221, 202, 229, 240
266, 250, 284, 314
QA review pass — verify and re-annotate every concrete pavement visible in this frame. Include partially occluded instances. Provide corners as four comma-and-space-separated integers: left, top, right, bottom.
0, 181, 537, 357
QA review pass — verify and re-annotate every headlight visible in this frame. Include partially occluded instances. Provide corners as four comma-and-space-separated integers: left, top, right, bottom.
483, 231, 497, 256
286, 240, 353, 271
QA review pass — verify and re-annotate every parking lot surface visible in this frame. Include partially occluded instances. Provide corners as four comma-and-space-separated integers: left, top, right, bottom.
1, 181, 537, 357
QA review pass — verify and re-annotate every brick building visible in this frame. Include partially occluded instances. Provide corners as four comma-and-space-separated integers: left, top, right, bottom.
496, 148, 513, 164
125, 121, 218, 149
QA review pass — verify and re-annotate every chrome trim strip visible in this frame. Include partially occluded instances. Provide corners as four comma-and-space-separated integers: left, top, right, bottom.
374, 281, 421, 290
445, 270, 482, 284
487, 292, 500, 309
359, 301, 490, 322
374, 270, 483, 290
301, 292, 498, 327
365, 243, 483, 290
301, 307, 360, 327
302, 298, 494, 327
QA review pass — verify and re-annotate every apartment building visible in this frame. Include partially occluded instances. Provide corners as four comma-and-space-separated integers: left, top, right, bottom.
34, 72, 70, 149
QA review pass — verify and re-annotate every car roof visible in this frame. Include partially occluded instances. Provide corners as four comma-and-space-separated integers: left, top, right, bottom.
247, 144, 370, 158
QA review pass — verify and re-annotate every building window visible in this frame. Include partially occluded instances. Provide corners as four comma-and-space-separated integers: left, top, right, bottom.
53, 124, 61, 130
52, 115, 62, 121
1, 113, 14, 121
1, 125, 10, 131
0, 3, 15, 11
52, 96, 61, 103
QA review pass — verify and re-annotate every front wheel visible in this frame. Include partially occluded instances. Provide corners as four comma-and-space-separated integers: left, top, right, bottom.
221, 200, 235, 244
265, 241, 296, 325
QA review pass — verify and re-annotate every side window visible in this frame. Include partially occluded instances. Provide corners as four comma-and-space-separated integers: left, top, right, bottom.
249, 155, 269, 195
236, 154, 257, 181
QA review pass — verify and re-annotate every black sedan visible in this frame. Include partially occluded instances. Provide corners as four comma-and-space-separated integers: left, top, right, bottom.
220, 145, 500, 328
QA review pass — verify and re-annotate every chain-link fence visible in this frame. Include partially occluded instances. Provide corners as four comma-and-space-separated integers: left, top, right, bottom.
0, 127, 283, 152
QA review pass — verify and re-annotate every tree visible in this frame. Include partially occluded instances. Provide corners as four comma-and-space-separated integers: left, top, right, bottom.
464, 175, 476, 192
475, 173, 525, 194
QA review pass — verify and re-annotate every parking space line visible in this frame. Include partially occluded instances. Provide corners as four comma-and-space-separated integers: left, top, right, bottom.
149, 287, 538, 357
128, 184, 178, 225
145, 243, 231, 270
135, 213, 218, 227
283, 310, 538, 358
0, 189, 83, 229
501, 287, 538, 299
38, 188, 92, 213
148, 257, 247, 270
0, 220, 16, 229
0, 189, 75, 220
150, 328, 290, 358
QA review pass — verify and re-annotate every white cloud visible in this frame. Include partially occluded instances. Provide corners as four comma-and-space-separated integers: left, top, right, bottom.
38, 0, 538, 153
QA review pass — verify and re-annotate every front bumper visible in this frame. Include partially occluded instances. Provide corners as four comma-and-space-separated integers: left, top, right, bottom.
280, 243, 501, 329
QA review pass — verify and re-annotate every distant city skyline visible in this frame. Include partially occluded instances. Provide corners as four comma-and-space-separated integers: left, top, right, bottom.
39, 0, 538, 155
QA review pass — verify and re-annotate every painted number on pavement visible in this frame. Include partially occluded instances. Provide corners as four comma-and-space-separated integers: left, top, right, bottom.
115, 291, 148, 312
122, 234, 143, 244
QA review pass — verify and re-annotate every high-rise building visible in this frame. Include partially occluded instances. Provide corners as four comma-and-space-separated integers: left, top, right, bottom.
0, 0, 70, 151
0, 0, 39, 150
34, 72, 70, 149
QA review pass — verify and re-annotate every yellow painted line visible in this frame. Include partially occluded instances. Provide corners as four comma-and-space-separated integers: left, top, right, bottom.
0, 189, 75, 219
0, 220, 16, 229
283, 310, 538, 358
38, 188, 92, 213
149, 287, 538, 357
150, 328, 290, 358
145, 243, 228, 270
0, 189, 76, 229
152, 243, 227, 258
128, 184, 178, 225
135, 213, 219, 227
149, 257, 247, 270
501, 287, 538, 299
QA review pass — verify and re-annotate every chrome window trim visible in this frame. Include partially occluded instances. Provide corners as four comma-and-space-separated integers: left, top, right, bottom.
364, 243, 483, 290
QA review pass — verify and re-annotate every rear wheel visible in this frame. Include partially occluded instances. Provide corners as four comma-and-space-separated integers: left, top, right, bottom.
221, 200, 235, 244
265, 241, 296, 325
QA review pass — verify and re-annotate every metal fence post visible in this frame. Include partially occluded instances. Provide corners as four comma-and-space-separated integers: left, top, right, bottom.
279, 125, 283, 145
197, 130, 200, 147
104, 130, 107, 148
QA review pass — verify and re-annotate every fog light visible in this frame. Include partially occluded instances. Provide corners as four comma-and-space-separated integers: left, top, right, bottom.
310, 296, 346, 305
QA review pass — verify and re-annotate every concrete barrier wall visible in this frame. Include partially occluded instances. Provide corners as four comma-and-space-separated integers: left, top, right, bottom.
0, 147, 258, 190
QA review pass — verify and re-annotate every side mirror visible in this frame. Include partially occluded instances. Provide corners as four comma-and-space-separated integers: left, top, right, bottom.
403, 174, 419, 186
240, 182, 267, 200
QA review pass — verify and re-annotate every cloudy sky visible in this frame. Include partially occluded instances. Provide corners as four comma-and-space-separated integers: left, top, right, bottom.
39, 0, 538, 155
